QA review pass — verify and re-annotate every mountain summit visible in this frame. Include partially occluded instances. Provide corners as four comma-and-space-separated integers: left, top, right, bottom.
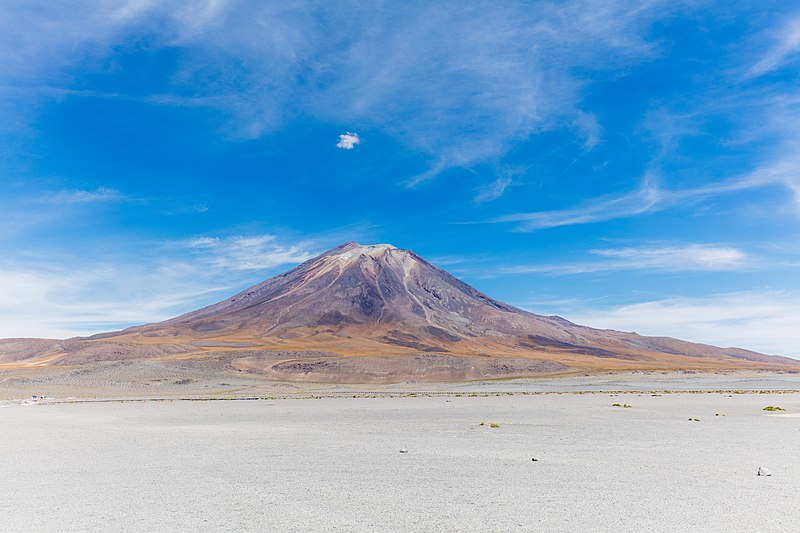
156, 241, 571, 346
1, 242, 796, 381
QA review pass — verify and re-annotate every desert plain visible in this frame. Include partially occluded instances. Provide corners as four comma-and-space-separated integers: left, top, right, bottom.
2, 372, 799, 532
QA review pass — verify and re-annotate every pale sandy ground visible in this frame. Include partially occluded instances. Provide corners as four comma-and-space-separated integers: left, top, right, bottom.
2, 390, 799, 532
2, 363, 800, 400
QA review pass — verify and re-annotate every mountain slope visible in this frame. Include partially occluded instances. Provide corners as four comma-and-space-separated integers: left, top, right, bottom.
1, 242, 797, 382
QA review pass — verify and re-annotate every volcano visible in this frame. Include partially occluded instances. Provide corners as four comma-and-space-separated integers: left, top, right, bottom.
1, 242, 796, 382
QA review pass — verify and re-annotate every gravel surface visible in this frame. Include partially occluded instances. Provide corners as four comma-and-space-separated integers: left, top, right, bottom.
2, 393, 799, 532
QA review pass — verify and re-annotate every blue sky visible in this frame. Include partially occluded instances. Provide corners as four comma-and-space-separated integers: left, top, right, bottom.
1, 1, 799, 357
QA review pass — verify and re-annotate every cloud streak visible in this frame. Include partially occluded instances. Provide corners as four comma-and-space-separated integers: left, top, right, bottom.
488, 153, 800, 231
490, 176, 664, 230
474, 177, 513, 203
182, 235, 316, 271
748, 15, 800, 78
503, 244, 752, 275
0, 185, 127, 242
37, 187, 123, 205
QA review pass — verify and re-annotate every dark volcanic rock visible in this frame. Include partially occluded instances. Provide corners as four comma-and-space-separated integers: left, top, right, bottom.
519, 335, 635, 360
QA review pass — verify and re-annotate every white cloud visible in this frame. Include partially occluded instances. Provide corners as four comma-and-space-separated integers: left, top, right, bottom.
471, 9, 800, 232
183, 234, 316, 270
336, 132, 360, 150
572, 111, 602, 151
474, 177, 512, 203
591, 245, 748, 270
488, 151, 800, 231
38, 187, 122, 205
0, 185, 125, 243
504, 244, 751, 275
0, 265, 228, 339
0, 234, 318, 338
748, 15, 800, 78
742, 153, 800, 212
491, 175, 664, 230
561, 291, 800, 358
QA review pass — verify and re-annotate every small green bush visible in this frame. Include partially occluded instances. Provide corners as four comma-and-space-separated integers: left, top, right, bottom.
763, 406, 786, 412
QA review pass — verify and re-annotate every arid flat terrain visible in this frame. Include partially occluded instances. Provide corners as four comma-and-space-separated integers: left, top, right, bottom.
2, 387, 799, 532
2, 363, 800, 400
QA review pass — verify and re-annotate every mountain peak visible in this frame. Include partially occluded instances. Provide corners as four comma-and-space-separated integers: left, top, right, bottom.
19, 241, 792, 380
331, 242, 399, 260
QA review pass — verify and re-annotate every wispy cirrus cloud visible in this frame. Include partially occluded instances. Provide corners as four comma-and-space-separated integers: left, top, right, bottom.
488, 152, 800, 231
474, 177, 513, 204
572, 111, 602, 151
473, 8, 800, 232
37, 187, 123, 204
489, 176, 664, 230
0, 0, 682, 184
0, 184, 126, 241
748, 15, 800, 78
591, 245, 748, 270
182, 235, 317, 271
502, 244, 751, 275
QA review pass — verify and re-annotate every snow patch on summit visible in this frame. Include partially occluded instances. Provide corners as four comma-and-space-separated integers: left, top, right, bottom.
335, 243, 398, 261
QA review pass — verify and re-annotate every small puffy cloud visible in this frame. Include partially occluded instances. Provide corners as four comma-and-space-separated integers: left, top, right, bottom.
336, 132, 360, 150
